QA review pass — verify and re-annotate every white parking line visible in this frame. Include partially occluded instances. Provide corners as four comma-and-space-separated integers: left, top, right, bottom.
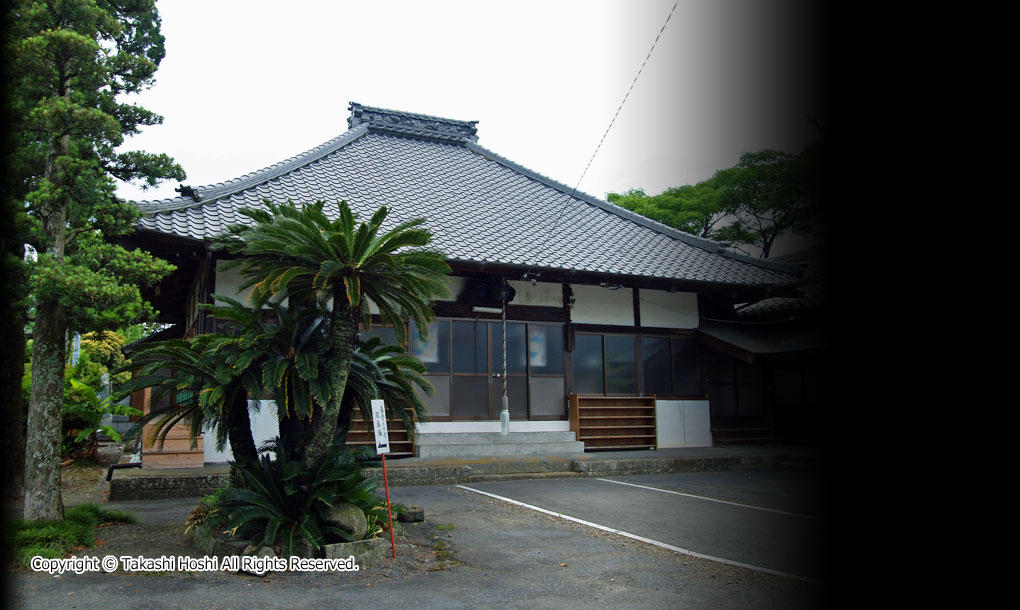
456, 484, 816, 583
595, 478, 822, 520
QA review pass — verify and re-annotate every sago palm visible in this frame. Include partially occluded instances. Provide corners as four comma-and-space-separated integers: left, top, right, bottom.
117, 295, 317, 465
116, 330, 262, 465
337, 336, 433, 447
215, 199, 450, 467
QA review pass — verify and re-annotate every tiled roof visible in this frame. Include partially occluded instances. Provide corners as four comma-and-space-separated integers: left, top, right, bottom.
133, 103, 802, 288
736, 251, 826, 317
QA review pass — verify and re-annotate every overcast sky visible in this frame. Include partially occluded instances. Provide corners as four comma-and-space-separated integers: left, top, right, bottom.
115, 0, 827, 206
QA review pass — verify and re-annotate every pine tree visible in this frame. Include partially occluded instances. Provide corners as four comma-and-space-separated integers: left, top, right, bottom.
7, 0, 185, 520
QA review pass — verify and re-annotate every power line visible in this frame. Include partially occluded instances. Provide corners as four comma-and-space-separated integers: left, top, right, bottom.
552, 0, 680, 231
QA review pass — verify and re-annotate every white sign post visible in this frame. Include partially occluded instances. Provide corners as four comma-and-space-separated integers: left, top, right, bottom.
371, 399, 396, 557
371, 399, 390, 455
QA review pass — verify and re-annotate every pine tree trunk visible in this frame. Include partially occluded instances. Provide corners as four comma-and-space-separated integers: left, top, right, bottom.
23, 297, 67, 521
23, 134, 70, 521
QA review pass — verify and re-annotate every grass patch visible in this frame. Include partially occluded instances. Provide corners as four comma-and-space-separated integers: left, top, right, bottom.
5, 503, 135, 568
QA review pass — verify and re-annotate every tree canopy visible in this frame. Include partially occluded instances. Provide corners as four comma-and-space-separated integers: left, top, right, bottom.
7, 0, 185, 520
607, 181, 727, 239
608, 144, 824, 258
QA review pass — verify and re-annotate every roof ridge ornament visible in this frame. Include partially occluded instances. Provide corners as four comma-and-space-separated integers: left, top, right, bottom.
174, 184, 201, 202
348, 101, 478, 143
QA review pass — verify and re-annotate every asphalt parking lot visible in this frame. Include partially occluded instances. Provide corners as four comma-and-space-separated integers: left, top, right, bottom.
453, 470, 829, 582
9, 469, 830, 609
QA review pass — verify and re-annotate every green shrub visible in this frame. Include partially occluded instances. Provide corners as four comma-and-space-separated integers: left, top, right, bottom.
61, 378, 141, 459
22, 361, 141, 461
13, 521, 94, 550
5, 503, 135, 568
13, 544, 65, 566
220, 440, 399, 557
185, 489, 226, 535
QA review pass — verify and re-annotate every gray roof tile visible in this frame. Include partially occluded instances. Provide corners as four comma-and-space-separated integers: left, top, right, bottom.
133, 103, 802, 288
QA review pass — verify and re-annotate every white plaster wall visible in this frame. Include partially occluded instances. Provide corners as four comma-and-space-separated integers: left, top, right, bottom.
440, 276, 466, 302
640, 289, 699, 329
369, 275, 465, 313
214, 262, 251, 304
655, 399, 712, 448
507, 280, 562, 307
204, 400, 280, 463
217, 260, 383, 313
569, 284, 634, 325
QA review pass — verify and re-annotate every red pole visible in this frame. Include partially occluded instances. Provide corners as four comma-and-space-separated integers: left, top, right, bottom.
381, 453, 396, 557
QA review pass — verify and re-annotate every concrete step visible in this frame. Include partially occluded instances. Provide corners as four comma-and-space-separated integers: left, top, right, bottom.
416, 441, 585, 458
415, 431, 578, 445
414, 431, 584, 458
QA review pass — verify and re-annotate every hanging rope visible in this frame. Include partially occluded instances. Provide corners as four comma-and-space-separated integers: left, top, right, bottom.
502, 283, 507, 398
501, 277, 509, 434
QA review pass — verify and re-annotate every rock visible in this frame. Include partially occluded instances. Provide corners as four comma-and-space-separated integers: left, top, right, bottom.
243, 544, 276, 558
322, 502, 368, 540
397, 504, 424, 522
323, 537, 389, 569
240, 545, 278, 575
290, 537, 318, 559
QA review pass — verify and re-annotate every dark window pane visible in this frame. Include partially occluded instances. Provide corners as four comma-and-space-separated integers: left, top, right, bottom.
153, 368, 173, 408
710, 384, 737, 415
361, 326, 397, 347
529, 377, 565, 416
738, 384, 764, 415
491, 376, 528, 419
737, 359, 762, 383
573, 334, 604, 394
452, 321, 487, 373
490, 322, 527, 375
410, 320, 450, 373
528, 325, 563, 375
671, 338, 701, 396
604, 335, 637, 394
418, 375, 450, 417
452, 377, 489, 417
706, 352, 735, 382
642, 337, 672, 396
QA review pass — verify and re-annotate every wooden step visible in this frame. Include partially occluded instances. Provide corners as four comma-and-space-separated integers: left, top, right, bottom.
569, 394, 657, 451
141, 450, 205, 469
137, 437, 203, 452
347, 415, 414, 455
140, 424, 196, 441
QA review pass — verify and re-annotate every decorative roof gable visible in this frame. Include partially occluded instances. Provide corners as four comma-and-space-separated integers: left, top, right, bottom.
347, 102, 478, 143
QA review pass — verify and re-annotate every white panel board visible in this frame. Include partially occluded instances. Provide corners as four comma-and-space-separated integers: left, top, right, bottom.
655, 399, 712, 448
570, 284, 634, 326
639, 289, 699, 329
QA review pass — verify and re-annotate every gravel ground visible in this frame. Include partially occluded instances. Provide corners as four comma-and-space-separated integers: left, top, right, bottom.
9, 443, 457, 585
7, 444, 830, 609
